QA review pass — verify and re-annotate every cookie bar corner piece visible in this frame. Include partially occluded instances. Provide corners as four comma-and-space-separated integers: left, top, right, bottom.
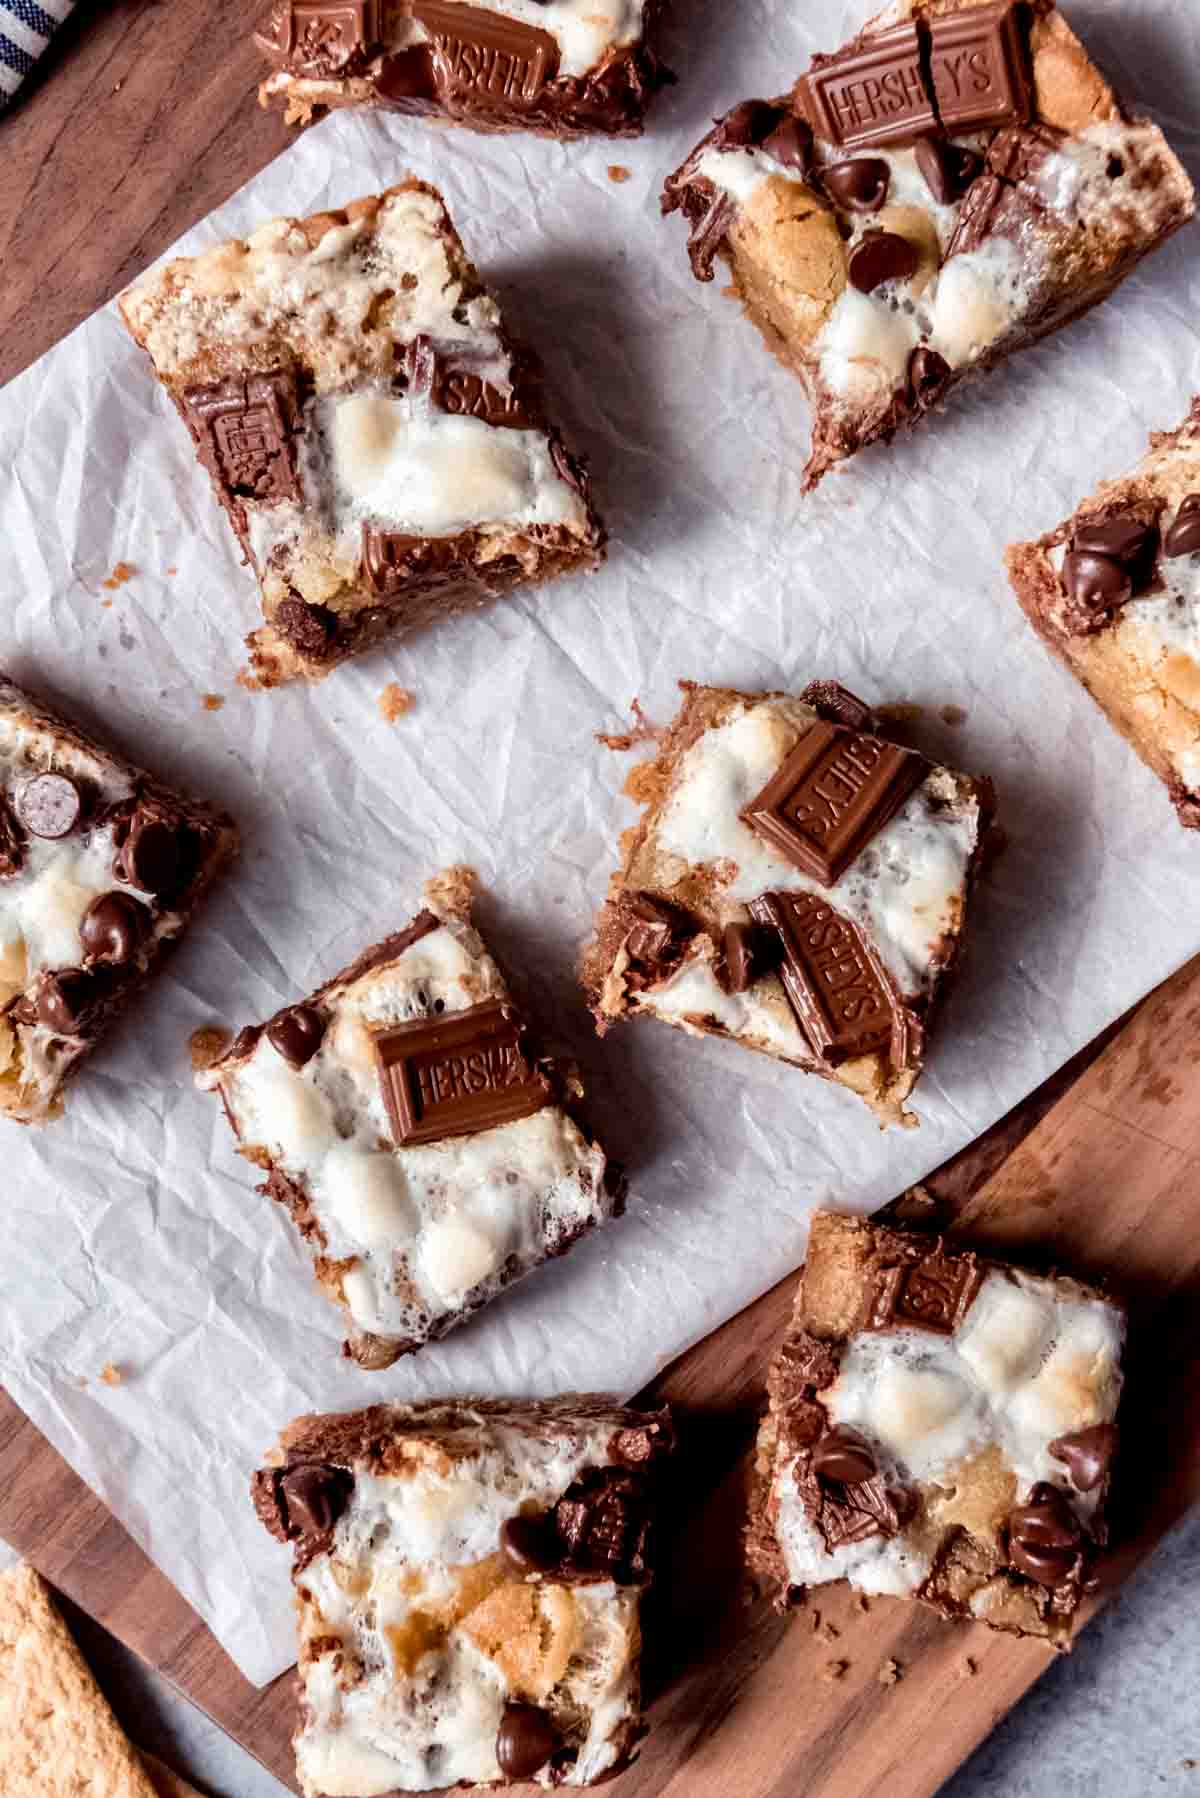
580, 681, 994, 1126
661, 0, 1194, 487
1007, 397, 1200, 828
252, 1397, 675, 1791
198, 869, 621, 1368
747, 1211, 1124, 1645
0, 674, 237, 1125
118, 180, 603, 689
253, 0, 672, 137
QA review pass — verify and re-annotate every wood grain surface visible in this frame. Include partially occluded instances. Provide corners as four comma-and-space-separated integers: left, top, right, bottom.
3, 5, 1200, 1797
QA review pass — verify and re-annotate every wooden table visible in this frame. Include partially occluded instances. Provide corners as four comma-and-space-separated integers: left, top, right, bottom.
4, 6, 1200, 1795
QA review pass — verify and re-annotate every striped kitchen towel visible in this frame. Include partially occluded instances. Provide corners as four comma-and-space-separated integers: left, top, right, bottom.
0, 0, 75, 109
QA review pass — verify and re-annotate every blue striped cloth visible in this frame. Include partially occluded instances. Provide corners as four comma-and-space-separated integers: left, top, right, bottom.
0, 0, 74, 109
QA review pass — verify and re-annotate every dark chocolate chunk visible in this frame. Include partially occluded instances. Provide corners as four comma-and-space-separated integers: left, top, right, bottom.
799, 680, 874, 732
794, 1456, 910, 1552
762, 114, 814, 172
80, 893, 148, 967
410, 0, 559, 106
0, 798, 24, 879
928, 3, 1033, 136
114, 807, 184, 900
777, 1328, 841, 1392
281, 1463, 354, 1541
182, 369, 301, 505
17, 772, 82, 840
811, 1426, 877, 1485
1007, 1482, 1082, 1587
740, 720, 926, 886
750, 890, 901, 1066
915, 136, 983, 205
682, 187, 737, 284
275, 596, 339, 659
1164, 495, 1200, 559
1062, 549, 1132, 623
847, 230, 921, 293
715, 98, 786, 151
796, 21, 933, 150
720, 921, 780, 994
867, 1242, 984, 1334
553, 1468, 651, 1584
373, 998, 550, 1147
499, 1513, 560, 1575
375, 43, 438, 103
267, 1005, 325, 1069
1050, 1423, 1117, 1493
496, 1704, 558, 1780
37, 970, 102, 1035
823, 157, 890, 213
907, 346, 952, 410
618, 890, 692, 987
1073, 515, 1154, 565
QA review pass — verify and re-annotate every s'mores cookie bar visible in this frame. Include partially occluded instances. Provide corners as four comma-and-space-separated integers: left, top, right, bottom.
1007, 399, 1200, 827
0, 675, 237, 1125
199, 870, 621, 1367
253, 1398, 674, 1792
119, 181, 603, 688
747, 1213, 1124, 1646
662, 0, 1194, 488
255, 0, 672, 137
581, 682, 994, 1125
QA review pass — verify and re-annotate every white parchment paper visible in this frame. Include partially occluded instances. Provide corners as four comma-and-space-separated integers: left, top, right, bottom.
1, 0, 1199, 1688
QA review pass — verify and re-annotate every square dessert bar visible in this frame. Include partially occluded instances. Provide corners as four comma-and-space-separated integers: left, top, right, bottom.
662, 0, 1194, 488
747, 1213, 1124, 1645
1007, 399, 1200, 828
580, 681, 994, 1125
119, 181, 604, 688
199, 869, 622, 1368
255, 0, 671, 137
253, 1397, 674, 1792
0, 675, 237, 1125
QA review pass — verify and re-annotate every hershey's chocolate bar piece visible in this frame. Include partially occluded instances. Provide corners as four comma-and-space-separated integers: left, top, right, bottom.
929, 1, 1033, 135
182, 370, 301, 506
740, 720, 926, 886
361, 525, 467, 595
255, 0, 404, 73
437, 365, 533, 428
749, 890, 899, 1064
866, 1242, 985, 1334
796, 3, 1032, 152
373, 997, 551, 1145
411, 0, 559, 106
797, 20, 933, 150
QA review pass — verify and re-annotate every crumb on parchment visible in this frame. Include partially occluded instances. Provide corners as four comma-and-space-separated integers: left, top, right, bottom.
101, 563, 136, 591
189, 1025, 232, 1072
99, 1363, 123, 1387
379, 683, 415, 723
201, 694, 225, 713
608, 165, 632, 183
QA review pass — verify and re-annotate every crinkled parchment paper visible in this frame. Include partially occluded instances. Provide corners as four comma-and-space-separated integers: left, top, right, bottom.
1, 0, 1198, 1687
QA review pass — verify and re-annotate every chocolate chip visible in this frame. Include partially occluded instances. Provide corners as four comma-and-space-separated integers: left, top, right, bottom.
37, 970, 101, 1035
1007, 1483, 1082, 1587
915, 136, 983, 205
823, 157, 890, 213
810, 1427, 878, 1485
908, 346, 951, 410
375, 43, 438, 102
1164, 495, 1200, 558
80, 893, 148, 967
280, 1464, 353, 1540
276, 596, 338, 660
1062, 549, 1132, 617
721, 922, 780, 994
847, 230, 921, 293
716, 99, 785, 150
116, 812, 184, 900
17, 772, 82, 839
267, 1005, 325, 1069
1073, 516, 1152, 563
499, 1513, 560, 1575
762, 115, 814, 172
496, 1704, 557, 1780
1049, 1424, 1117, 1493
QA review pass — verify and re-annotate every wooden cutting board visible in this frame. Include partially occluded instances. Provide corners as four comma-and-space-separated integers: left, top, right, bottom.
3, 948, 1200, 1797
5, 5, 1200, 1792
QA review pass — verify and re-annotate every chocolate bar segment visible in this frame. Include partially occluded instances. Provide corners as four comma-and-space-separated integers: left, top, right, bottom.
255, 0, 671, 138
120, 181, 604, 688
199, 871, 621, 1365
663, 0, 1193, 488
581, 682, 994, 1127
747, 1213, 1125, 1647
0, 675, 237, 1125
